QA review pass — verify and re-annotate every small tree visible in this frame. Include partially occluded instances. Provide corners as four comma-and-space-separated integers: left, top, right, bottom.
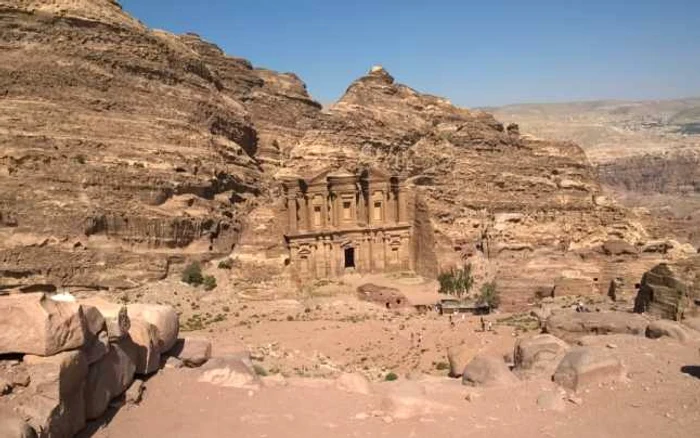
182, 262, 204, 286
479, 281, 500, 312
203, 275, 217, 291
217, 258, 233, 270
438, 264, 474, 300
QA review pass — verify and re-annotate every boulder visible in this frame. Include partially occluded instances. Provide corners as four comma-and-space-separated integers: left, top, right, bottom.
545, 310, 648, 343
646, 320, 692, 343
0, 410, 37, 438
20, 351, 88, 437
335, 372, 372, 395
84, 343, 136, 420
602, 240, 638, 256
125, 379, 145, 405
122, 320, 161, 375
634, 257, 700, 320
461, 355, 519, 387
82, 330, 110, 365
379, 381, 454, 420
447, 344, 480, 377
514, 334, 569, 378
552, 347, 625, 392
0, 293, 87, 356
127, 304, 179, 352
197, 355, 259, 389
170, 337, 212, 368
81, 305, 106, 339
80, 298, 130, 341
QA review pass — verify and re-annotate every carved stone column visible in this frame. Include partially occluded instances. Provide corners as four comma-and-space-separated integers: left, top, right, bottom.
287, 196, 297, 233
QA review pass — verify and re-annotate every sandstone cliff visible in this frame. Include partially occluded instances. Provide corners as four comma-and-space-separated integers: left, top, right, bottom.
0, 0, 319, 290
0, 0, 690, 309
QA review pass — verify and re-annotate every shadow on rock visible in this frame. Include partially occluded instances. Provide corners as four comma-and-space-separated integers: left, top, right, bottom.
680, 365, 700, 379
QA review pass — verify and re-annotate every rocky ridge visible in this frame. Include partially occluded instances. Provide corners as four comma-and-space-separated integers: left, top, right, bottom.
0, 0, 692, 308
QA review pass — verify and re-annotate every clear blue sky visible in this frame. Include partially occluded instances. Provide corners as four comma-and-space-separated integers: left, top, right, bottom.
120, 0, 700, 107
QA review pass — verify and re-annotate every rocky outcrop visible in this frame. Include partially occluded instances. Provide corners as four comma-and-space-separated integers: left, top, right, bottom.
545, 311, 649, 343
0, 293, 199, 437
0, 0, 320, 291
0, 293, 87, 356
0, 0, 680, 311
634, 256, 700, 320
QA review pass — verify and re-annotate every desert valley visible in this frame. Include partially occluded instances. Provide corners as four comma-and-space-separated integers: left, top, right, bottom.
0, 1, 699, 437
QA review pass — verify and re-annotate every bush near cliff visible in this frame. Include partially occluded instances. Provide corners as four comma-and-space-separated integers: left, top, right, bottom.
182, 263, 204, 286
479, 281, 501, 311
438, 264, 474, 299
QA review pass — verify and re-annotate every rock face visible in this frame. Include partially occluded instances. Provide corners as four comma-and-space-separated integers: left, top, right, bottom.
490, 99, 700, 250
0, 0, 319, 291
635, 256, 700, 320
0, 295, 181, 437
0, 0, 678, 311
84, 343, 135, 420
0, 293, 87, 356
552, 347, 625, 392
126, 304, 179, 352
21, 351, 89, 437
545, 310, 649, 343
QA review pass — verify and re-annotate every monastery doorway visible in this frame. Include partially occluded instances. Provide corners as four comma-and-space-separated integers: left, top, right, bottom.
344, 247, 356, 269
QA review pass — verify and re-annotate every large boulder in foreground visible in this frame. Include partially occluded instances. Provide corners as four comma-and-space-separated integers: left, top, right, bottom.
20, 351, 88, 437
514, 334, 569, 378
545, 310, 648, 342
122, 320, 161, 375
127, 304, 179, 352
461, 355, 519, 387
0, 293, 87, 356
84, 343, 136, 420
80, 298, 130, 341
552, 347, 625, 392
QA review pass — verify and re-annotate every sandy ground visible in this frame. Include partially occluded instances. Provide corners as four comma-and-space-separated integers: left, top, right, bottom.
79, 292, 700, 438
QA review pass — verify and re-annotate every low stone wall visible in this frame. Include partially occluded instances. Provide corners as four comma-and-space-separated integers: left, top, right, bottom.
0, 293, 206, 437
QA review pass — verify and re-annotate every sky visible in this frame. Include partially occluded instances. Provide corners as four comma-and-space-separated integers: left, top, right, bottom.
119, 0, 700, 107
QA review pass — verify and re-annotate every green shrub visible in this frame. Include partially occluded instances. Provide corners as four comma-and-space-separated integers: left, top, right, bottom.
217, 258, 233, 270
181, 262, 203, 286
435, 361, 450, 371
479, 281, 500, 311
384, 372, 398, 381
438, 264, 474, 299
203, 275, 217, 291
253, 364, 268, 376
